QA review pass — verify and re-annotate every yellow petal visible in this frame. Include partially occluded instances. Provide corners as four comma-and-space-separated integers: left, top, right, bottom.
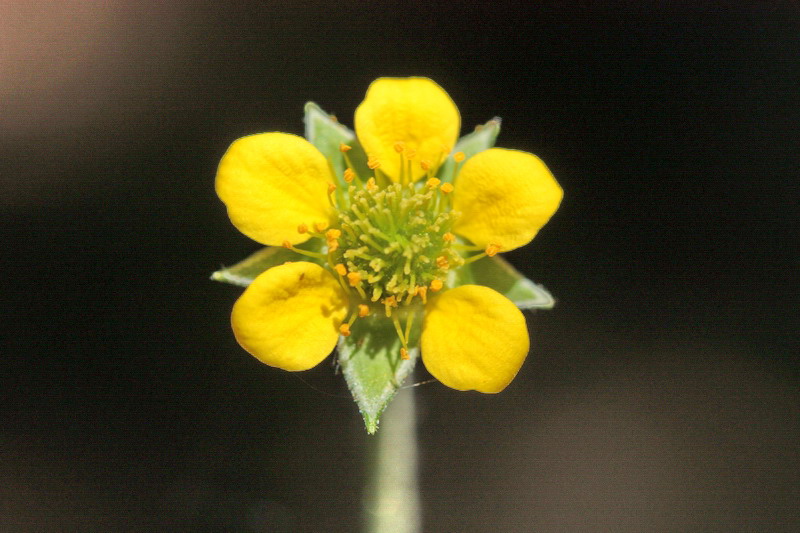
420, 285, 529, 393
354, 77, 460, 183
216, 133, 334, 246
452, 148, 563, 251
231, 262, 349, 371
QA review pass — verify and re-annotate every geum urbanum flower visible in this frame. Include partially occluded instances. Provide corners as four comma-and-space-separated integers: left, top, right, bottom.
215, 77, 562, 428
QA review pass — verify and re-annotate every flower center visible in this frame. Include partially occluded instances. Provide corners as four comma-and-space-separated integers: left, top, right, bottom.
337, 181, 462, 306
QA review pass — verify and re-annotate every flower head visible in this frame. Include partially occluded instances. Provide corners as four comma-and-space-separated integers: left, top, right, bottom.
216, 77, 562, 396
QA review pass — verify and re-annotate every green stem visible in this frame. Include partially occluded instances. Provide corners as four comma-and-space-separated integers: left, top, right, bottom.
364, 388, 421, 533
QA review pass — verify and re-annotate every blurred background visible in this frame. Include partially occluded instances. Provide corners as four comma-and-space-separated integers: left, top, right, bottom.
1, 1, 798, 531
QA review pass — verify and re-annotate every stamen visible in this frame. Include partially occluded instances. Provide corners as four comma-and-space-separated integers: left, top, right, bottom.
436, 255, 449, 269
367, 156, 381, 170
415, 286, 428, 304
339, 143, 352, 153
440, 183, 454, 195
453, 151, 465, 163
358, 304, 370, 318
392, 315, 406, 344
404, 311, 414, 344
400, 347, 409, 360
297, 223, 308, 234
325, 228, 341, 252
420, 160, 432, 171
343, 168, 355, 183
281, 241, 326, 260
347, 271, 362, 287
430, 279, 443, 292
384, 295, 398, 318
393, 142, 405, 153
313, 221, 329, 233
485, 243, 501, 257
339, 323, 351, 337
334, 263, 347, 277
366, 177, 378, 192
443, 232, 456, 242
425, 177, 441, 189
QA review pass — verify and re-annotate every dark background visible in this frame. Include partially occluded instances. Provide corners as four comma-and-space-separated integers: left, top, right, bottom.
2, 1, 798, 531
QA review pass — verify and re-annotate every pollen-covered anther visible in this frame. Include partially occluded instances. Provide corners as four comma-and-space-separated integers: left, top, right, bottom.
347, 271, 362, 287
425, 177, 441, 189
366, 177, 378, 192
485, 243, 502, 257
400, 347, 409, 360
339, 143, 352, 153
415, 286, 428, 304
436, 255, 449, 269
313, 221, 329, 233
281, 240, 292, 250
325, 229, 342, 252
367, 156, 381, 169
358, 304, 370, 318
343, 168, 355, 183
334, 263, 347, 277
430, 279, 443, 292
393, 142, 405, 153
453, 151, 465, 163
339, 323, 351, 337
420, 160, 432, 171
297, 223, 308, 234
440, 183, 454, 195
405, 148, 416, 159
327, 182, 337, 194
443, 232, 456, 242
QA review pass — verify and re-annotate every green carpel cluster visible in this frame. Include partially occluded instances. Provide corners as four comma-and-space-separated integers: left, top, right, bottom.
335, 182, 461, 304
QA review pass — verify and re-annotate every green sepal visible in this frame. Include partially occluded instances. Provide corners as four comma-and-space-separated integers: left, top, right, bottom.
438, 117, 501, 183
449, 255, 555, 310
211, 240, 325, 287
303, 102, 369, 180
338, 314, 420, 434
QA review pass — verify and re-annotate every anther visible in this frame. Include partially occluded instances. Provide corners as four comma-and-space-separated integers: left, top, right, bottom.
367, 156, 381, 169
358, 304, 370, 318
443, 232, 456, 242
393, 142, 405, 153
339, 323, 351, 337
426, 177, 441, 189
400, 347, 409, 360
485, 243, 501, 257
339, 143, 352, 152
420, 160, 432, 171
366, 177, 378, 192
313, 221, 329, 233
343, 168, 355, 183
297, 223, 308, 234
415, 286, 428, 304
430, 279, 443, 292
327, 183, 337, 194
405, 148, 416, 159
334, 263, 347, 277
440, 183, 454, 195
453, 151, 465, 163
436, 256, 449, 269
347, 272, 362, 287
281, 240, 292, 249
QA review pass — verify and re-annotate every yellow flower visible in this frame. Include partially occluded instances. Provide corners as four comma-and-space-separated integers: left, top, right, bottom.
216, 77, 562, 393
